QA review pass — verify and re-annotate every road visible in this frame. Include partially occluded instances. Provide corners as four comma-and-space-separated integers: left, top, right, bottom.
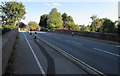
14, 32, 87, 75
37, 32, 120, 74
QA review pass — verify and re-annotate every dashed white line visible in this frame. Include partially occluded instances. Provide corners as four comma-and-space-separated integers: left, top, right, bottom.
23, 33, 46, 76
94, 48, 120, 57
66, 40, 82, 45
117, 46, 120, 47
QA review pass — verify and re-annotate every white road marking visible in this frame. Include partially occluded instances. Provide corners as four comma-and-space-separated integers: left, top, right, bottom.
23, 33, 46, 76
94, 48, 120, 57
117, 46, 120, 47
66, 40, 82, 45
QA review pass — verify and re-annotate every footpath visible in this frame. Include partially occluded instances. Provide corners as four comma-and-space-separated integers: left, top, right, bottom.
12, 32, 88, 75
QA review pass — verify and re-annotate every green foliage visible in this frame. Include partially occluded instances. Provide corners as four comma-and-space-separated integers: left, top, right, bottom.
39, 8, 78, 31
80, 25, 88, 31
1, 1, 26, 29
62, 13, 74, 28
90, 15, 97, 21
65, 21, 80, 31
19, 22, 26, 28
39, 14, 48, 28
89, 16, 116, 33
79, 15, 118, 34
48, 23, 56, 29
100, 18, 115, 33
118, 22, 120, 34
86, 25, 91, 32
90, 15, 100, 32
47, 8, 63, 26
28, 21, 40, 29
38, 8, 119, 34
62, 12, 78, 31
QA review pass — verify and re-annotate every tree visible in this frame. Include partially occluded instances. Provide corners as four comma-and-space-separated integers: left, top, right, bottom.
47, 8, 63, 27
90, 15, 98, 32
86, 25, 91, 32
118, 22, 120, 34
90, 15, 104, 32
62, 13, 68, 22
39, 14, 48, 28
64, 21, 80, 31
100, 18, 115, 33
1, 1, 26, 29
67, 16, 74, 22
91, 15, 97, 21
28, 21, 40, 29
62, 13, 76, 31
80, 25, 90, 31
62, 13, 68, 28
19, 22, 26, 28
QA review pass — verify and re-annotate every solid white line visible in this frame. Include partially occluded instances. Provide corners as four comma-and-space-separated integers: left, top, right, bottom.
94, 48, 120, 57
23, 33, 46, 76
66, 40, 82, 45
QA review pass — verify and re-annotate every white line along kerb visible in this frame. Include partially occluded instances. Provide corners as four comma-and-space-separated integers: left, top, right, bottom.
23, 33, 46, 76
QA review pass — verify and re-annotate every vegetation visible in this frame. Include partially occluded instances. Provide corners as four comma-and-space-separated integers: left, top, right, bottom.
0, 1, 26, 33
39, 8, 119, 34
39, 8, 80, 31
118, 22, 120, 34
39, 14, 48, 30
36, 7, 120, 34
62, 13, 80, 31
18, 22, 26, 28
47, 8, 63, 26
28, 21, 40, 29
79, 15, 119, 34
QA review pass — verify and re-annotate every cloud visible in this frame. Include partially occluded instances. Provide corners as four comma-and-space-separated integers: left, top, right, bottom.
44, 2, 61, 7
53, 3, 61, 6
44, 3, 51, 6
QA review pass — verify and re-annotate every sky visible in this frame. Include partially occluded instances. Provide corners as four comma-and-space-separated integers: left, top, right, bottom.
0, 0, 119, 25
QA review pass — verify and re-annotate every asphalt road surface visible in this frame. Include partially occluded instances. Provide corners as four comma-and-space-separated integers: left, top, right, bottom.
37, 32, 120, 74
14, 32, 87, 75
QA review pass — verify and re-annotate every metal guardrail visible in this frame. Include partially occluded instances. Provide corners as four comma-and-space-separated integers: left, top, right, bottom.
34, 34, 106, 76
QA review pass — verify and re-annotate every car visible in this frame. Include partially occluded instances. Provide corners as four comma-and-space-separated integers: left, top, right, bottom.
36, 28, 39, 31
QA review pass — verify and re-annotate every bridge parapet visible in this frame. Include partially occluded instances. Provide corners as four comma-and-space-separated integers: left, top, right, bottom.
49, 29, 120, 42
2, 29, 18, 74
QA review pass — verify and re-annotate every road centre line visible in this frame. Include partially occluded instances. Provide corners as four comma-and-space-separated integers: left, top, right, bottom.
117, 46, 120, 47
94, 48, 120, 57
23, 33, 46, 76
49, 34, 119, 57
66, 40, 82, 45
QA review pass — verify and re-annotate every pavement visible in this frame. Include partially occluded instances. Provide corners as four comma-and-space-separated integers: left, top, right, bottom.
13, 32, 88, 75
36, 32, 120, 75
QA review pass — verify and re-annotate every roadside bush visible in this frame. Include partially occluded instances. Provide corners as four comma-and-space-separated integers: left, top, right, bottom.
2, 28, 11, 35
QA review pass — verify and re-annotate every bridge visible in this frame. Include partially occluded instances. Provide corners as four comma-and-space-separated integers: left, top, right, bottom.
1, 29, 120, 76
